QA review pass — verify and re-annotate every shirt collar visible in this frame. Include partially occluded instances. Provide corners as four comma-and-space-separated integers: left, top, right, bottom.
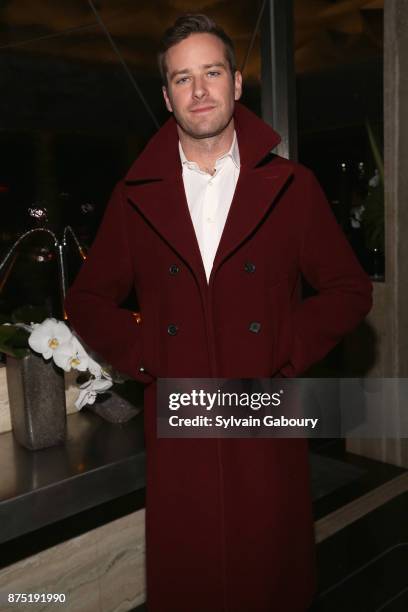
179, 131, 240, 173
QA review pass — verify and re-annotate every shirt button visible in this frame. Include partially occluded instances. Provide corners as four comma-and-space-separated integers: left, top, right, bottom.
206, 217, 214, 223
167, 324, 178, 336
249, 321, 261, 334
169, 264, 180, 275
244, 262, 256, 273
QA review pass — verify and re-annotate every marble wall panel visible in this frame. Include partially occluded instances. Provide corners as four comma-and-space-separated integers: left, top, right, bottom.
0, 509, 146, 612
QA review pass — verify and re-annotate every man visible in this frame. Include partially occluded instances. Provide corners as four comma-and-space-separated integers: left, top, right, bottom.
65, 14, 372, 612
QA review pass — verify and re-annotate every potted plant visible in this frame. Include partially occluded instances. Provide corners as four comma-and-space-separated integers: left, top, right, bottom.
0, 311, 112, 450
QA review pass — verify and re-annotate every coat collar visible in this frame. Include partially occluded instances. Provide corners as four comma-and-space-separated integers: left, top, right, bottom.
124, 103, 293, 288
125, 102, 282, 182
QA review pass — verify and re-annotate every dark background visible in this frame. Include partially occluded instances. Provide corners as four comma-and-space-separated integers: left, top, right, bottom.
0, 0, 383, 315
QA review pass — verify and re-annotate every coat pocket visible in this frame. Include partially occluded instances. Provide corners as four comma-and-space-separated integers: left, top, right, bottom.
138, 304, 159, 381
268, 276, 293, 373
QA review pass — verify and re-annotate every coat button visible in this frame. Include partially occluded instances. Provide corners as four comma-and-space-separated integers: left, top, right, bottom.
132, 311, 142, 324
244, 262, 256, 273
167, 324, 178, 336
249, 321, 261, 333
169, 264, 180, 275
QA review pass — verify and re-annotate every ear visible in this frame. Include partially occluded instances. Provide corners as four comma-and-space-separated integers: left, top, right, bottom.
162, 85, 173, 113
234, 71, 243, 101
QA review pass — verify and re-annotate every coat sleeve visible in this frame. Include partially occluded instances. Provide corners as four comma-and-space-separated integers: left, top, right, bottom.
64, 181, 154, 384
279, 169, 373, 377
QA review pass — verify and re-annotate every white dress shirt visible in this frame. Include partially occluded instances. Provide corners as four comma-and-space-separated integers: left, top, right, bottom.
179, 132, 240, 282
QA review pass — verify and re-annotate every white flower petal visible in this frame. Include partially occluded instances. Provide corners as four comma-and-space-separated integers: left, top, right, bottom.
55, 321, 71, 338
74, 376, 113, 409
27, 317, 111, 403
52, 337, 88, 372
53, 340, 75, 371
69, 337, 89, 371
28, 328, 50, 355
93, 378, 113, 392
53, 353, 72, 372
75, 360, 89, 372
75, 387, 96, 410
28, 318, 72, 359
87, 357, 102, 378
42, 347, 53, 360
78, 378, 94, 390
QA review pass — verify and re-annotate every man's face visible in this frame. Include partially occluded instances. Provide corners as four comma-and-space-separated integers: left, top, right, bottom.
162, 33, 242, 140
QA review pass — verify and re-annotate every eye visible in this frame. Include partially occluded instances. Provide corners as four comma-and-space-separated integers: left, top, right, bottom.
207, 71, 221, 77
175, 76, 189, 85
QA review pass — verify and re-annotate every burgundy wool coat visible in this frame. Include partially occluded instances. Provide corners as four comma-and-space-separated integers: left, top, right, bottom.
65, 103, 372, 612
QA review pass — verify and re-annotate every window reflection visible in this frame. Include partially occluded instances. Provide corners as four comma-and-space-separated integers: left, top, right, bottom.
295, 0, 384, 281
0, 1, 265, 317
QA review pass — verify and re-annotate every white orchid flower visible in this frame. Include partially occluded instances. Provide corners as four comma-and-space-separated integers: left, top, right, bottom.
87, 355, 103, 378
53, 335, 90, 372
26, 316, 114, 410
79, 351, 112, 381
75, 376, 113, 410
28, 318, 72, 360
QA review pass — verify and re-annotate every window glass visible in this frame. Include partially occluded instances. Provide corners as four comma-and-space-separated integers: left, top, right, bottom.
0, 1, 263, 318
295, 0, 384, 281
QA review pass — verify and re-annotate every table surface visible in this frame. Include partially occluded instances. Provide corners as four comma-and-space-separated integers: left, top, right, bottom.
0, 409, 146, 544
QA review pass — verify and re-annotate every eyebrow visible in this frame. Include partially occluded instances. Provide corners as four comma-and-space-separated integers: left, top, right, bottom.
169, 62, 227, 80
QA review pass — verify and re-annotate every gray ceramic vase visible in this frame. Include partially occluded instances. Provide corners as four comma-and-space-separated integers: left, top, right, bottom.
6, 352, 67, 450
86, 390, 142, 423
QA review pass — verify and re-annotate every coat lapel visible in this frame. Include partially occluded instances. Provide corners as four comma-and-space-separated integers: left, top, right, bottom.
211, 164, 293, 279
124, 114, 208, 285
126, 175, 208, 286
124, 102, 291, 286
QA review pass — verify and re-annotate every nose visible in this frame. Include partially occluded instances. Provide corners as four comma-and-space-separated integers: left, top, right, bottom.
192, 76, 207, 100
